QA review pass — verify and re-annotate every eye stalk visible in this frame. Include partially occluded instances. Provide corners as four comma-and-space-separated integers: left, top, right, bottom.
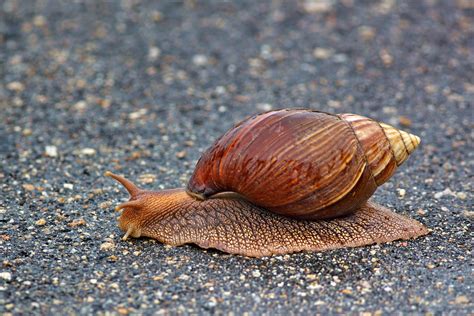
104, 171, 142, 198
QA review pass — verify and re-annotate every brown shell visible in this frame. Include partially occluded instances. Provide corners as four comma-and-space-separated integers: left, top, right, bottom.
187, 109, 420, 220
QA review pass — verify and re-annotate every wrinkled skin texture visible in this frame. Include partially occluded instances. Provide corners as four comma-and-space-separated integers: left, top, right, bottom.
109, 173, 428, 257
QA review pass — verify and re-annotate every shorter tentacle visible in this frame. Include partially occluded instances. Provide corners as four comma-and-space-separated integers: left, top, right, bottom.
122, 227, 134, 241
115, 200, 144, 212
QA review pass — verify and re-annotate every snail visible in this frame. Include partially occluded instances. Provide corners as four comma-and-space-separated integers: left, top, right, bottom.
106, 109, 428, 257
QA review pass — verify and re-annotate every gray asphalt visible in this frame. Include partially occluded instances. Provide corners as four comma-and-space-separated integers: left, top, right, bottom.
1, 0, 472, 314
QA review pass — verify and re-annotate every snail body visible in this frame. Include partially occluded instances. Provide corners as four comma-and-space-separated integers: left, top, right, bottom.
107, 109, 428, 257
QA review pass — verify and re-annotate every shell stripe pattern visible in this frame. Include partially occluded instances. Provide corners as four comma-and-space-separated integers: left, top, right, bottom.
339, 113, 398, 185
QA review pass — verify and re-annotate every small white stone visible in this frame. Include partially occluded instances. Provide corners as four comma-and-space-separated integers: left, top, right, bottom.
100, 241, 115, 251
73, 100, 87, 111
456, 192, 467, 200
192, 54, 208, 66
0, 272, 12, 281
397, 188, 406, 198
129, 109, 147, 120
252, 270, 261, 278
215, 86, 226, 95
434, 188, 456, 199
179, 274, 190, 281
7, 81, 25, 91
45, 145, 58, 158
218, 105, 227, 113
308, 282, 322, 290
148, 46, 161, 61
313, 47, 333, 59
80, 148, 96, 156
302, 0, 334, 13
63, 183, 74, 190
256, 103, 273, 111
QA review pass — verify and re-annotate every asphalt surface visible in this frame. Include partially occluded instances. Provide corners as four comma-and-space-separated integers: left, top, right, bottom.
1, 0, 472, 314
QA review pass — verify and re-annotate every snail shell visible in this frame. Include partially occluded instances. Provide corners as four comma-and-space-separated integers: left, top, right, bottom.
187, 109, 420, 219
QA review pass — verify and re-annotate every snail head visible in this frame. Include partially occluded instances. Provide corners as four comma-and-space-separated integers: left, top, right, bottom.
105, 171, 192, 241
105, 171, 152, 240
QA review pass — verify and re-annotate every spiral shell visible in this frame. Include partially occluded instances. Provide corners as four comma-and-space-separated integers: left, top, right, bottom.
187, 109, 420, 220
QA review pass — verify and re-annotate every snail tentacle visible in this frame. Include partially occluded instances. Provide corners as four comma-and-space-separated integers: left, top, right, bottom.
105, 171, 142, 197
122, 227, 134, 241
115, 200, 144, 212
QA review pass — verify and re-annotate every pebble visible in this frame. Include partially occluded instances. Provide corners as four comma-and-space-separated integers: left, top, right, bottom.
35, 218, 46, 226
100, 241, 115, 251
302, 0, 334, 13
398, 116, 412, 127
45, 145, 58, 157
99, 201, 113, 209
256, 103, 273, 111
68, 219, 86, 227
397, 188, 406, 198
308, 281, 322, 290
462, 210, 474, 219
0, 272, 12, 281
129, 109, 147, 120
22, 128, 32, 136
148, 46, 161, 61
453, 295, 469, 304
176, 151, 187, 159
192, 54, 208, 66
456, 192, 467, 200
252, 270, 261, 278
78, 148, 96, 156
22, 184, 35, 191
416, 209, 427, 216
73, 100, 88, 111
138, 174, 156, 184
7, 81, 25, 92
63, 183, 74, 190
434, 188, 456, 199
215, 86, 226, 95
151, 10, 163, 22
379, 49, 394, 66
313, 47, 333, 59
358, 26, 376, 41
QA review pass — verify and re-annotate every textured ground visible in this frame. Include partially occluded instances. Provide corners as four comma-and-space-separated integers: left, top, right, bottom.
1, 0, 473, 314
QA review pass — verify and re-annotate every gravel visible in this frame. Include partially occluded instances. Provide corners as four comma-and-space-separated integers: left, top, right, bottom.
1, 0, 472, 314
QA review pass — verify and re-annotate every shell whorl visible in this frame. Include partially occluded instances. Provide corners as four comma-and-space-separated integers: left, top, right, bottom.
341, 114, 420, 186
379, 123, 421, 165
